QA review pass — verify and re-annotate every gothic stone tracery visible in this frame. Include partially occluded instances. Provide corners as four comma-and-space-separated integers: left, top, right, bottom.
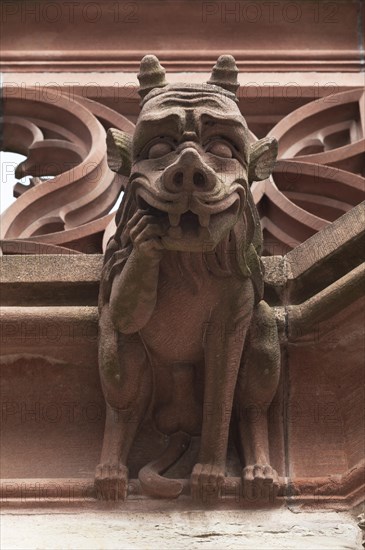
0, 53, 364, 509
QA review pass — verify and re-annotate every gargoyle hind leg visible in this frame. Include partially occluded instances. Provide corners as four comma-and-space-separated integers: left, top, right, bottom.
95, 304, 151, 500
191, 287, 255, 502
236, 300, 281, 500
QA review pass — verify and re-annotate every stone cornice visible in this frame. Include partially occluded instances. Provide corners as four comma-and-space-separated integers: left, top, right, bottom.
1, 0, 364, 73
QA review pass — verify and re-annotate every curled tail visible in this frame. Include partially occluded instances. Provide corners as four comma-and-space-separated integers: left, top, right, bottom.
138, 431, 191, 498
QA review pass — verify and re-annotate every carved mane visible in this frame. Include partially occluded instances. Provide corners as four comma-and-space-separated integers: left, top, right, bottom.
99, 185, 264, 309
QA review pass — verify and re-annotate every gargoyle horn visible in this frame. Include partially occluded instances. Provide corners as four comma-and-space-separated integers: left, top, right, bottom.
137, 54, 168, 99
207, 55, 239, 95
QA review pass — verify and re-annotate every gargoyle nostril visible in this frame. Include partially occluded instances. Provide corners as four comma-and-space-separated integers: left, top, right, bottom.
173, 171, 184, 187
193, 171, 206, 188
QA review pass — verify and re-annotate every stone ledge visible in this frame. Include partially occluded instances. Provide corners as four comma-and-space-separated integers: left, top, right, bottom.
0, 255, 103, 284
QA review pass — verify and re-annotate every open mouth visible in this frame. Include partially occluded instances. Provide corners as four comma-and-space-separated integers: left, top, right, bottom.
137, 196, 210, 232
136, 192, 240, 241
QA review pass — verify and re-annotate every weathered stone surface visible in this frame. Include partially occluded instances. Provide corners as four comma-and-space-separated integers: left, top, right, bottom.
0, 255, 103, 284
0, 509, 361, 549
0, 255, 103, 306
96, 55, 281, 502
0, 73, 363, 507
1, 0, 363, 72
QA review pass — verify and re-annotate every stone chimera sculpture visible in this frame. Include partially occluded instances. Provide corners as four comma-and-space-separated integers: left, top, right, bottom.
96, 55, 280, 501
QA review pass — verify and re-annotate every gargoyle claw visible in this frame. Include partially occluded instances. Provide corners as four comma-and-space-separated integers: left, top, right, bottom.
191, 463, 225, 503
95, 462, 129, 501
242, 464, 279, 502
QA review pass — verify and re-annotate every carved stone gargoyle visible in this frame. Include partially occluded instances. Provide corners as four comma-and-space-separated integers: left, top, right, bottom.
96, 55, 280, 501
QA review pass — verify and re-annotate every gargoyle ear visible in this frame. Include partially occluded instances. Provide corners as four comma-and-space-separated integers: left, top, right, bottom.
137, 55, 168, 99
106, 128, 132, 178
207, 55, 239, 96
248, 137, 278, 183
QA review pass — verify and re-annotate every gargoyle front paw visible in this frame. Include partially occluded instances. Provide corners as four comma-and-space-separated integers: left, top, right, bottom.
242, 464, 279, 501
95, 462, 128, 501
191, 463, 225, 503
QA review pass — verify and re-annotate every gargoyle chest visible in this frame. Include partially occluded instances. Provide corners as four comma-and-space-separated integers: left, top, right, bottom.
140, 255, 251, 365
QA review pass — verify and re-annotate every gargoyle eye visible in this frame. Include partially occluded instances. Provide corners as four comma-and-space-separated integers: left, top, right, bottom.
206, 141, 233, 158
148, 142, 174, 159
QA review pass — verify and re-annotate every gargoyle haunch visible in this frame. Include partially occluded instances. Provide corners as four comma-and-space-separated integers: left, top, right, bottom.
96, 55, 281, 501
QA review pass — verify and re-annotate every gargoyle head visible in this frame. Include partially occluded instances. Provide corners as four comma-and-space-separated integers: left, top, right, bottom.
107, 55, 277, 254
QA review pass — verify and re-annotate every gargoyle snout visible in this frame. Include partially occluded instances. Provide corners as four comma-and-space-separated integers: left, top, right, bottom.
161, 148, 216, 194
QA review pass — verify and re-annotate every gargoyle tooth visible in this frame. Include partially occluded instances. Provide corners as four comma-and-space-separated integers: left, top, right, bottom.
168, 212, 181, 227
198, 213, 210, 227
168, 226, 182, 239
